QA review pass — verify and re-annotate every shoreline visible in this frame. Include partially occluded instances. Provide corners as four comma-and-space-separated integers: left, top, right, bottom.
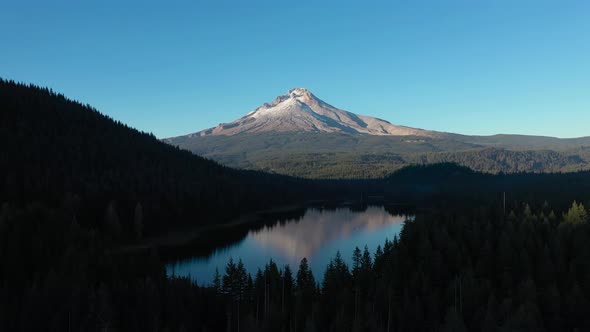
115, 200, 413, 261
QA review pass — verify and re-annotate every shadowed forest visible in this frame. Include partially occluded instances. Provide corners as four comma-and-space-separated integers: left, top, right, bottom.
2, 80, 590, 331
169, 133, 590, 179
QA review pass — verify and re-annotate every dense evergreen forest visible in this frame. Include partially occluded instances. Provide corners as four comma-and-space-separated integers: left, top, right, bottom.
168, 132, 590, 179
0, 79, 366, 238
242, 148, 590, 179
2, 79, 590, 331
171, 201, 590, 332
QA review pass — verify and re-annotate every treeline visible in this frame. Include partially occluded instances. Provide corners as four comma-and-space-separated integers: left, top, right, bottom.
4, 198, 589, 331
186, 200, 590, 331
241, 148, 590, 179
407, 148, 590, 174
383, 163, 590, 212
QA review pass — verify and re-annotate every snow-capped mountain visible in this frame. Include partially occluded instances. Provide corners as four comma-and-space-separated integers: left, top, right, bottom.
163, 88, 590, 179
188, 88, 437, 137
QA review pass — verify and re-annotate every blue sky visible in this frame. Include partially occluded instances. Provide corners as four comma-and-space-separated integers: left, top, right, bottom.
2, 0, 589, 138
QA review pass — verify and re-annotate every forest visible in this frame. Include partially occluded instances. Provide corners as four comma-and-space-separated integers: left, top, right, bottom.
180, 200, 590, 332
2, 79, 590, 331
168, 131, 590, 179
243, 148, 590, 179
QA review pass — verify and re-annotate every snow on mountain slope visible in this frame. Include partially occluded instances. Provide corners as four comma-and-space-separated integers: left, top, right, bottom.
187, 88, 439, 137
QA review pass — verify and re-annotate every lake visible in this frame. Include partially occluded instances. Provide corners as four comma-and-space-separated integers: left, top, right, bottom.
166, 205, 411, 285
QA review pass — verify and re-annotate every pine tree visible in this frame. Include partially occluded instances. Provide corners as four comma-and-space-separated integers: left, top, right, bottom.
296, 258, 315, 294
222, 258, 237, 296
360, 245, 372, 273
352, 247, 362, 277
563, 201, 588, 224
213, 267, 221, 291
236, 259, 248, 301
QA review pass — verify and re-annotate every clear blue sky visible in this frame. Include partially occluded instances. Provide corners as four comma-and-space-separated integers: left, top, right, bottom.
2, 0, 589, 138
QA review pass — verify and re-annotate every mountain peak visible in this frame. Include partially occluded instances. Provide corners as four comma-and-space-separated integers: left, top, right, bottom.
288, 87, 312, 97
183, 89, 437, 138
284, 87, 316, 105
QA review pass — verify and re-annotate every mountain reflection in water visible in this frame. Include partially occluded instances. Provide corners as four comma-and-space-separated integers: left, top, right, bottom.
252, 207, 405, 259
167, 206, 410, 285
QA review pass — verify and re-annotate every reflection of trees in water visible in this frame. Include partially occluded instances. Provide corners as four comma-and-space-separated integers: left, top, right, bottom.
161, 208, 307, 261
251, 206, 407, 261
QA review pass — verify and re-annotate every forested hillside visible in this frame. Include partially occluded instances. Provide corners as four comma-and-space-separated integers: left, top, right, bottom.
245, 148, 590, 179
0, 79, 349, 238
167, 132, 590, 179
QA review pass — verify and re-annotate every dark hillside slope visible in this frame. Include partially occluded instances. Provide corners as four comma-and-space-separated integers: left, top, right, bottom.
383, 163, 590, 213
0, 79, 321, 238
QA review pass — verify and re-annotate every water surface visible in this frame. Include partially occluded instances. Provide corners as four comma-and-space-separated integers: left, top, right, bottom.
167, 206, 409, 285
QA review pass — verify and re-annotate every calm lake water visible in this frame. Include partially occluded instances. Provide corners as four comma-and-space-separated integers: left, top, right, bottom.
166, 205, 410, 285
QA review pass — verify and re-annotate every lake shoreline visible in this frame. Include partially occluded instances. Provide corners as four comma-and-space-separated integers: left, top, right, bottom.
167, 205, 411, 285
115, 199, 414, 262
114, 203, 305, 256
